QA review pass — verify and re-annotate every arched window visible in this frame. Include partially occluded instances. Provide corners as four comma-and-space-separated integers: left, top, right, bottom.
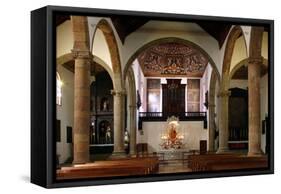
56, 72, 62, 106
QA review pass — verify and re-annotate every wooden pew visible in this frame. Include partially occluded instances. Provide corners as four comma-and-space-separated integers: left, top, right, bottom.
57, 156, 159, 180
188, 153, 268, 172
205, 156, 268, 171
188, 153, 240, 171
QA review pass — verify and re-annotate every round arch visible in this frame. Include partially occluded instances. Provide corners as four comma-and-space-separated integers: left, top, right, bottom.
229, 57, 268, 79
221, 25, 246, 88
126, 67, 137, 154
92, 19, 122, 78
123, 37, 221, 83
56, 53, 115, 88
217, 25, 247, 153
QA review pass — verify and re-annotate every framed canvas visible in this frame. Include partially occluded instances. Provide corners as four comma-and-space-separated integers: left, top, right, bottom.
31, 5, 274, 188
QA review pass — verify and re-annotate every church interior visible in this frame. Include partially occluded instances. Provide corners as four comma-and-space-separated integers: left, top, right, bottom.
55, 15, 269, 180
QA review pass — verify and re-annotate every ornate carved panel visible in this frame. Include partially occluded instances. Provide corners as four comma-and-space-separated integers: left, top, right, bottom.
138, 42, 208, 77
147, 79, 161, 112
187, 79, 200, 111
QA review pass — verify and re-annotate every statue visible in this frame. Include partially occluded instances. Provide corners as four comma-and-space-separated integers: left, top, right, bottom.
101, 97, 109, 111
105, 126, 112, 144
168, 123, 177, 144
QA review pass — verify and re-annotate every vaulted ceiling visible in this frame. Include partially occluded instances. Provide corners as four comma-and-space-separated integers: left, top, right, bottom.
138, 42, 209, 77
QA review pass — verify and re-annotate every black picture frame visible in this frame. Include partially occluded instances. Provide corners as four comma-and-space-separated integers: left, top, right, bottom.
31, 5, 274, 188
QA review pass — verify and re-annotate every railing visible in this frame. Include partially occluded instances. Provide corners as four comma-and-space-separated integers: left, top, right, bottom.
138, 112, 207, 129
139, 112, 206, 118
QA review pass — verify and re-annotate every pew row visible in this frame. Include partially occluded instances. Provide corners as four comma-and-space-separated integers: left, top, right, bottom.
188, 153, 268, 172
57, 156, 159, 180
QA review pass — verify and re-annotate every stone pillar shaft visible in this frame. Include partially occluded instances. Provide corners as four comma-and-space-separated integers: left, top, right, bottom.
248, 58, 262, 156
129, 105, 137, 155
208, 104, 216, 151
73, 56, 91, 164
217, 90, 230, 153
112, 90, 126, 154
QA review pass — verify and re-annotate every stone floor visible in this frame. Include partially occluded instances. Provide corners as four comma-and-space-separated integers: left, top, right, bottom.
158, 160, 192, 174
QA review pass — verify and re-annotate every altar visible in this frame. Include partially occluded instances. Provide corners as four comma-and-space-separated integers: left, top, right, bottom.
158, 149, 189, 160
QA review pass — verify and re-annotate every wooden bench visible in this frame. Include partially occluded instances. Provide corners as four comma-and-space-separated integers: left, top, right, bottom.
188, 153, 268, 172
205, 156, 267, 171
57, 156, 159, 180
188, 153, 238, 170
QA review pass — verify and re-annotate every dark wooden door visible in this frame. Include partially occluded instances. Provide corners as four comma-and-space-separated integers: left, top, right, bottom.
228, 88, 248, 150
162, 79, 185, 116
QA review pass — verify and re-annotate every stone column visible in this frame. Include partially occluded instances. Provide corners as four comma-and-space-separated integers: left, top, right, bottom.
208, 103, 216, 152
72, 50, 91, 164
129, 105, 137, 155
217, 90, 231, 153
111, 89, 126, 155
248, 57, 263, 156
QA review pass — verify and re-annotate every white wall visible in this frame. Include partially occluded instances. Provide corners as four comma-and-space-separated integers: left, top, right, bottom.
56, 65, 74, 164
132, 59, 147, 112
200, 64, 212, 112
262, 32, 268, 60
230, 36, 247, 72
92, 28, 113, 70
138, 121, 207, 153
229, 79, 248, 89
88, 17, 125, 66
56, 20, 73, 57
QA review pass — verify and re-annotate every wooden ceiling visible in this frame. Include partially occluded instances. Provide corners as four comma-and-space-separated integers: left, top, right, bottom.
56, 15, 232, 47
110, 17, 232, 47
138, 42, 208, 77
56, 15, 70, 26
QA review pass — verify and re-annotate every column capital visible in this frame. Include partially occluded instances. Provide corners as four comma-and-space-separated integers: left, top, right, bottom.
248, 57, 263, 65
217, 90, 231, 97
111, 89, 126, 97
129, 105, 137, 109
72, 49, 93, 60
208, 103, 216, 107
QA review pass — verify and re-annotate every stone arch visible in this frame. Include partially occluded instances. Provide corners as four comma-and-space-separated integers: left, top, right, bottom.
123, 37, 220, 83
93, 19, 122, 81
126, 67, 137, 108
91, 19, 124, 154
92, 55, 115, 88
229, 58, 249, 79
229, 58, 268, 79
56, 53, 115, 88
125, 67, 137, 155
217, 25, 246, 153
208, 69, 218, 151
221, 25, 245, 89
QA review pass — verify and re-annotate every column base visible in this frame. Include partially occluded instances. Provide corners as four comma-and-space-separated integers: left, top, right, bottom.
110, 151, 127, 159
72, 159, 89, 165
129, 151, 136, 156
248, 150, 264, 157
216, 147, 229, 153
